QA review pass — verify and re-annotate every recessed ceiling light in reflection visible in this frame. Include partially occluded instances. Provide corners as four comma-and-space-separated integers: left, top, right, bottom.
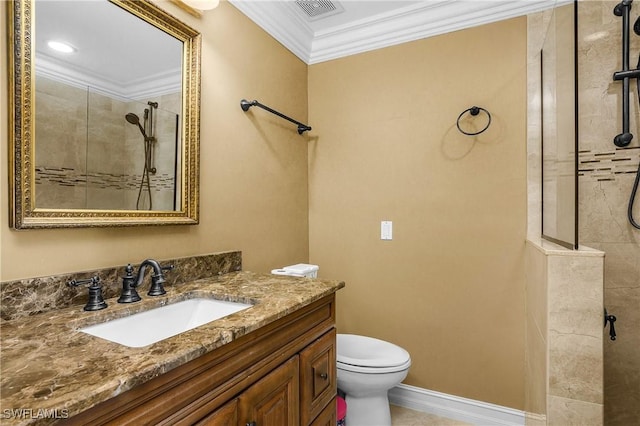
181, 0, 219, 11
47, 40, 76, 53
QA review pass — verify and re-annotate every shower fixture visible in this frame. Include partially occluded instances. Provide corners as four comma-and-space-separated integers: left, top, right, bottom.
125, 113, 149, 139
612, 0, 638, 148
125, 101, 158, 210
612, 0, 640, 229
604, 309, 617, 341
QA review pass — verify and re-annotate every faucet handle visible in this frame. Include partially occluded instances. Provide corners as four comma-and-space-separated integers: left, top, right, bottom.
68, 276, 108, 311
118, 264, 141, 304
148, 263, 173, 297
161, 264, 175, 272
68, 275, 99, 288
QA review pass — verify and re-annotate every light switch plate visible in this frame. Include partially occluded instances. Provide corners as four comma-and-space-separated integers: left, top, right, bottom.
381, 221, 393, 240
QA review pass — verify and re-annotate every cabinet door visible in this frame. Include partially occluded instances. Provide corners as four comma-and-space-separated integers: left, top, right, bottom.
195, 399, 238, 426
238, 356, 300, 426
300, 329, 336, 425
309, 397, 336, 426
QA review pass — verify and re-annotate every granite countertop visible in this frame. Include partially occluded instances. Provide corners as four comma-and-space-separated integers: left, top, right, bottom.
0, 271, 345, 425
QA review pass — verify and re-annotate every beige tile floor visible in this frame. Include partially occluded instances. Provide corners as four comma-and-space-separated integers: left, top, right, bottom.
390, 404, 472, 426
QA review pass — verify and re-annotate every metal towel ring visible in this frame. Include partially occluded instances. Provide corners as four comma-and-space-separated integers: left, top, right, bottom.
456, 106, 491, 136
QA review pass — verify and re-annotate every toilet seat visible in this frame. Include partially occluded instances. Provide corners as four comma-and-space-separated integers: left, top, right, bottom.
337, 334, 411, 373
337, 358, 411, 374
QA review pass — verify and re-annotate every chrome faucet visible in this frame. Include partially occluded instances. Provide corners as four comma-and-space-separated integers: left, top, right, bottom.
117, 259, 174, 303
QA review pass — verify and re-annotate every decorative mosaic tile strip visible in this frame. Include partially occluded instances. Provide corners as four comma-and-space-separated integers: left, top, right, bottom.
35, 166, 175, 191
578, 147, 640, 182
0, 251, 242, 321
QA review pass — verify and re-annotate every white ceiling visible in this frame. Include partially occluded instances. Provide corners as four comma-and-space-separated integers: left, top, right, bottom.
35, 1, 182, 100
34, 0, 567, 96
228, 0, 565, 64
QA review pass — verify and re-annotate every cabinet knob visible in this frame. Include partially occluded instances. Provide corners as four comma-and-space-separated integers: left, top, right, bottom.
246, 422, 257, 426
319, 373, 328, 380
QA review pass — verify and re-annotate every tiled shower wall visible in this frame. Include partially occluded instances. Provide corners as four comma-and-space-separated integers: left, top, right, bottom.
526, 4, 605, 425
35, 75, 180, 211
528, 2, 640, 425
577, 1, 640, 424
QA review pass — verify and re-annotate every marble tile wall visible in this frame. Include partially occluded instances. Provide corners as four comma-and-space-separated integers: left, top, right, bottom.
35, 75, 180, 211
35, 76, 89, 210
525, 240, 604, 426
547, 248, 604, 426
526, 3, 607, 425
0, 251, 242, 321
525, 241, 548, 417
576, 1, 640, 424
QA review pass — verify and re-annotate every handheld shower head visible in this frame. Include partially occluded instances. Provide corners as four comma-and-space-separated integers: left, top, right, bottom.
125, 112, 139, 125
125, 112, 148, 138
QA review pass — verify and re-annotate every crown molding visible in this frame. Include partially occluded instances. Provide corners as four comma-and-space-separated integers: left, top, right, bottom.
230, 0, 314, 62
35, 53, 182, 101
229, 0, 568, 65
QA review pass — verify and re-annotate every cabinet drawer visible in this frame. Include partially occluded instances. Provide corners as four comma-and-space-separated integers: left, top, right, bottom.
300, 329, 336, 425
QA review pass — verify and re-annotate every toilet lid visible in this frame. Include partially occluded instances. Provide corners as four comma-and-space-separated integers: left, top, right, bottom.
337, 334, 410, 368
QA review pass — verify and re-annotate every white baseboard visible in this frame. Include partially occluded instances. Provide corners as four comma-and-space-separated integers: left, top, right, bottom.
388, 384, 526, 425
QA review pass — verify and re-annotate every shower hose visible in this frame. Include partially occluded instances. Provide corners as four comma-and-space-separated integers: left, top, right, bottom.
630, 164, 639, 229
630, 56, 640, 230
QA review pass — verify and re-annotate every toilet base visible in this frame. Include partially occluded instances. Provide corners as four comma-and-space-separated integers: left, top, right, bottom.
344, 392, 391, 426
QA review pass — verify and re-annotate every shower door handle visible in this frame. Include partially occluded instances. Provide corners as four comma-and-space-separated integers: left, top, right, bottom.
604, 309, 617, 341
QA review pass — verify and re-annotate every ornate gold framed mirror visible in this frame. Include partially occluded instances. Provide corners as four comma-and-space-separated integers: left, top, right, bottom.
8, 0, 201, 229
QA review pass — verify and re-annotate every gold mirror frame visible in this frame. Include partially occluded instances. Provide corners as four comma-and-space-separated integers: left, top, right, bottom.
8, 0, 201, 229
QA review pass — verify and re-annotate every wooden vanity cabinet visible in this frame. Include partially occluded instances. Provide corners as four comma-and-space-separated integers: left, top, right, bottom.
300, 329, 336, 425
309, 399, 337, 426
65, 295, 337, 426
237, 355, 299, 426
195, 399, 237, 425
197, 356, 299, 426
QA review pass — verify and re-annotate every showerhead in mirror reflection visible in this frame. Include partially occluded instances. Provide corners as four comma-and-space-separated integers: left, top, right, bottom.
125, 101, 164, 211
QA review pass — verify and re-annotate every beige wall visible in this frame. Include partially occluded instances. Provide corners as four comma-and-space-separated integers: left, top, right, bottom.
308, 18, 528, 409
0, 0, 310, 280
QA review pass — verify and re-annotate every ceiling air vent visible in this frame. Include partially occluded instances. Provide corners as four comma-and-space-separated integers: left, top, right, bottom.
295, 0, 343, 21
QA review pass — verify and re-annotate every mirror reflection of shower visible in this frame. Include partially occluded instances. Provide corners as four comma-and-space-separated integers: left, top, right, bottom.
125, 101, 158, 210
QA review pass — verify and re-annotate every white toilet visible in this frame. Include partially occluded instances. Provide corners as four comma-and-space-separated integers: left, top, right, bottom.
336, 334, 411, 426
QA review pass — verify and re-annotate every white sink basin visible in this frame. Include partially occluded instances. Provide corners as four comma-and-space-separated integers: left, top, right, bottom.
80, 298, 252, 348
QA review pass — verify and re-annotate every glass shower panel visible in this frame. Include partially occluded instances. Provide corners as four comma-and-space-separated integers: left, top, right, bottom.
541, 2, 578, 249
86, 94, 180, 211
151, 105, 180, 211
34, 74, 89, 209
86, 88, 129, 210
34, 74, 181, 212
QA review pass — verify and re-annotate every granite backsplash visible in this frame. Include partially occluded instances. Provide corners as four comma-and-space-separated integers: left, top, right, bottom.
0, 251, 242, 321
